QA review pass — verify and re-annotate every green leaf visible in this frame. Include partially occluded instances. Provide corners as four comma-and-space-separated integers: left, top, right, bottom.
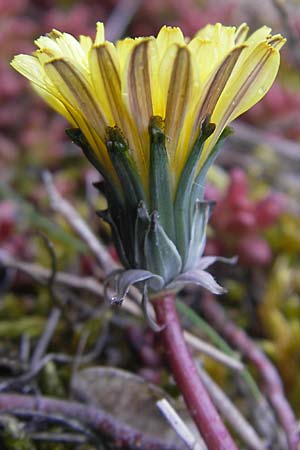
148, 116, 175, 241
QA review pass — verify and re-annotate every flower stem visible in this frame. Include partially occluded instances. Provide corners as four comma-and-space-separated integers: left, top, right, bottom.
153, 293, 238, 450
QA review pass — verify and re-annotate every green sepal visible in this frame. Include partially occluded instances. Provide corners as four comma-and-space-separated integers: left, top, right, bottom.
66, 128, 104, 174
134, 201, 150, 268
184, 200, 214, 271
174, 119, 215, 265
167, 268, 226, 295
106, 268, 165, 304
65, 127, 124, 210
148, 116, 175, 241
96, 209, 130, 268
105, 126, 148, 266
191, 126, 233, 205
144, 211, 182, 284
106, 126, 146, 209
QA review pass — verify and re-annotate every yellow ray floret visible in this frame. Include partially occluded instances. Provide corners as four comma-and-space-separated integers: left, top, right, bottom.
11, 22, 285, 195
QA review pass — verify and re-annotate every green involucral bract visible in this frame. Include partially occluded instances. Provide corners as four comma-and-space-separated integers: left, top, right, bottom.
67, 117, 232, 303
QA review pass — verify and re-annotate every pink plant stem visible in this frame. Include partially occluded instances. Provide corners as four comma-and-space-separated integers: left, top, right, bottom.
153, 293, 238, 450
200, 293, 299, 450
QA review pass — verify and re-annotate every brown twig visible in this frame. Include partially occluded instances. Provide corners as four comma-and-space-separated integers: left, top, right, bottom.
154, 293, 238, 450
0, 250, 106, 298
156, 398, 205, 450
199, 293, 299, 450
29, 432, 87, 444
232, 121, 300, 163
42, 171, 117, 273
0, 354, 73, 392
0, 393, 185, 450
30, 308, 61, 370
14, 409, 96, 437
0, 252, 245, 371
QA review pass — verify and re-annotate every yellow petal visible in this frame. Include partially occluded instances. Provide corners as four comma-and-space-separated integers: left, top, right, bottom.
55, 33, 88, 70
89, 44, 116, 124
33, 84, 76, 125
235, 23, 249, 43
11, 54, 47, 86
195, 23, 236, 52
34, 34, 62, 57
198, 45, 246, 120
158, 43, 179, 119
245, 25, 272, 46
90, 42, 137, 146
95, 22, 105, 45
116, 37, 140, 76
11, 22, 285, 198
190, 44, 246, 148
267, 34, 286, 50
215, 42, 281, 126
10, 54, 70, 118
199, 40, 283, 168
79, 35, 93, 55
233, 25, 273, 68
188, 39, 217, 87
156, 25, 185, 60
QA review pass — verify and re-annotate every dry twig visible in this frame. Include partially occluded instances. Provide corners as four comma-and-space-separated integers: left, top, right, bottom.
43, 171, 117, 273
0, 393, 185, 450
0, 252, 244, 372
157, 398, 206, 450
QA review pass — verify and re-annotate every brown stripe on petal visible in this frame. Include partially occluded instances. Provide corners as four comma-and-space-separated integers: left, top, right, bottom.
94, 45, 138, 155
128, 40, 153, 134
165, 46, 191, 160
46, 59, 107, 136
266, 35, 286, 49
195, 44, 246, 127
220, 47, 273, 126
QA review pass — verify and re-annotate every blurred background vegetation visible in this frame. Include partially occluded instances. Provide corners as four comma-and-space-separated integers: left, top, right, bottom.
0, 0, 300, 449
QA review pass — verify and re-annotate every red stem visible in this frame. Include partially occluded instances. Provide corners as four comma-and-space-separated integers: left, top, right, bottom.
153, 293, 238, 450
200, 293, 299, 450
